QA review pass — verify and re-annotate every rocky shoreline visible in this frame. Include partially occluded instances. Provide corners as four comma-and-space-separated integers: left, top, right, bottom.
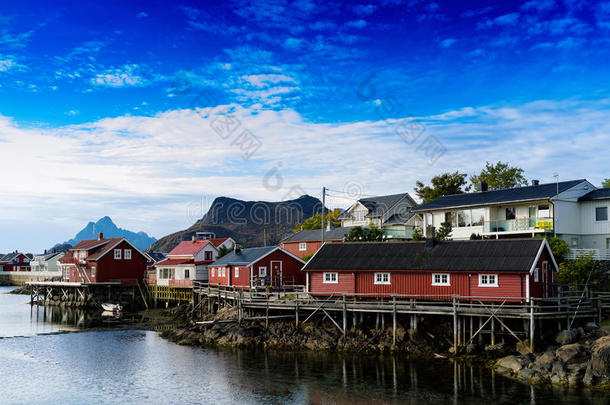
494, 327, 610, 390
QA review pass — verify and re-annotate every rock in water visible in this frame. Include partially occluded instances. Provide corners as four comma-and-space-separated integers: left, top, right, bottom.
583, 336, 610, 386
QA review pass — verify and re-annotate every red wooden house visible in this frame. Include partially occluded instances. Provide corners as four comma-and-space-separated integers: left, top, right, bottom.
280, 227, 351, 259
303, 239, 558, 302
209, 246, 306, 289
58, 233, 148, 284
0, 252, 31, 272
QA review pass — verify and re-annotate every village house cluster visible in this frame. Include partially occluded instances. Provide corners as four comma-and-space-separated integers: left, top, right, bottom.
1, 178, 609, 302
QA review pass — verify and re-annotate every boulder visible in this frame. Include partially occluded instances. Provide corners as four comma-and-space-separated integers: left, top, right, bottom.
496, 355, 530, 374
584, 322, 599, 333
532, 351, 555, 372
583, 336, 610, 386
555, 329, 578, 345
516, 340, 531, 355
556, 343, 588, 364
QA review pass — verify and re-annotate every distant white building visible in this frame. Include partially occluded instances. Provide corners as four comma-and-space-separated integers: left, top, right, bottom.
29, 252, 65, 274
413, 179, 610, 259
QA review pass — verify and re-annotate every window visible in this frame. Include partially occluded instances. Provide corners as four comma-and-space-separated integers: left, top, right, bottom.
432, 273, 450, 286
299, 242, 307, 251
596, 207, 608, 221
538, 205, 550, 218
471, 208, 485, 226
205, 251, 213, 261
479, 274, 498, 287
91, 266, 95, 277
533, 268, 539, 282
607, 238, 610, 250
78, 250, 86, 259
505, 208, 516, 220
323, 272, 338, 283
445, 209, 484, 228
259, 266, 267, 277
353, 210, 366, 222
374, 272, 391, 285
211, 268, 215, 277
445, 211, 456, 227
124, 249, 132, 260
235, 267, 239, 278
222, 267, 226, 277
184, 269, 190, 279
114, 249, 122, 260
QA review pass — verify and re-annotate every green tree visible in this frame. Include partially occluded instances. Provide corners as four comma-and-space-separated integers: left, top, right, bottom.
293, 209, 342, 232
602, 178, 610, 188
216, 244, 233, 259
301, 253, 314, 262
414, 171, 470, 203
412, 227, 424, 241
546, 237, 570, 264
470, 161, 528, 190
344, 226, 385, 242
436, 221, 453, 241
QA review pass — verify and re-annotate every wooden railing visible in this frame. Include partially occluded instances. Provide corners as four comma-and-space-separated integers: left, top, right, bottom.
567, 248, 610, 261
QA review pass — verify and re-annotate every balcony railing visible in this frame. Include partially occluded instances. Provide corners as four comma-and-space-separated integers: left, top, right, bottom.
567, 249, 610, 261
483, 217, 553, 234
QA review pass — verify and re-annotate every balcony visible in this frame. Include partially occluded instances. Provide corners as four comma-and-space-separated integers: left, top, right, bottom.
567, 249, 610, 261
483, 217, 553, 234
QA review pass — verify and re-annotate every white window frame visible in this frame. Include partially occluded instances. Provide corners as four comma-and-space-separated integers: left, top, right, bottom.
259, 266, 267, 277
91, 266, 96, 277
211, 268, 215, 277
533, 268, 539, 282
235, 267, 239, 278
478, 274, 499, 287
323, 272, 338, 284
432, 273, 450, 286
124, 249, 132, 260
114, 249, 122, 260
299, 242, 307, 251
222, 267, 226, 277
374, 272, 391, 285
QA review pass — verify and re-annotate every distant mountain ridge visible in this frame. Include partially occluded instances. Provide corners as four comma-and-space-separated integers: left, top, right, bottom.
149, 195, 325, 253
54, 216, 157, 251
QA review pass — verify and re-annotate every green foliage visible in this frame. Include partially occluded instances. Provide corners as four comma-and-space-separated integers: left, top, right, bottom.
436, 221, 453, 241
603, 178, 610, 188
470, 162, 527, 190
470, 233, 482, 240
216, 244, 232, 259
412, 227, 424, 241
546, 237, 570, 263
293, 209, 342, 232
301, 253, 314, 262
557, 254, 610, 290
414, 171, 470, 203
470, 161, 528, 190
344, 226, 385, 242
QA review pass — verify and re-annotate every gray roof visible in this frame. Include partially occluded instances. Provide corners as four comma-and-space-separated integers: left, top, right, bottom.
211, 246, 278, 266
413, 179, 587, 212
384, 212, 417, 225
33, 252, 63, 261
340, 193, 413, 219
0, 252, 25, 262
579, 188, 610, 201
281, 227, 353, 243
303, 239, 548, 273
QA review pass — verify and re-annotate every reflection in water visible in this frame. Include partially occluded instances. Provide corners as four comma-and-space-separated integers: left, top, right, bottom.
1, 287, 607, 404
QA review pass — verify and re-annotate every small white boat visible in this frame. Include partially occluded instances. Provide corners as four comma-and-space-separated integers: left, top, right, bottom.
101, 303, 122, 312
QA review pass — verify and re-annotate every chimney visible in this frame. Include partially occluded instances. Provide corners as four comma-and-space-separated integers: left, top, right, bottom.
98, 232, 103, 240
475, 182, 488, 192
326, 220, 334, 231
234, 243, 240, 254
44, 249, 47, 254
532, 179, 540, 186
425, 226, 436, 249
192, 235, 196, 242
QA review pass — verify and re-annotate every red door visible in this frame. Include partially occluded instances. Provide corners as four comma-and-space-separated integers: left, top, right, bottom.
271, 261, 282, 286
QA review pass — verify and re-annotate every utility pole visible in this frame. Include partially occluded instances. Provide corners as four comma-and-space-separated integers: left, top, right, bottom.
321, 186, 326, 244
553, 173, 559, 238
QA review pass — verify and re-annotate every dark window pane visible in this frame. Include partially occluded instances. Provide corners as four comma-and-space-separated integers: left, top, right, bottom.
596, 207, 608, 221
505, 208, 516, 220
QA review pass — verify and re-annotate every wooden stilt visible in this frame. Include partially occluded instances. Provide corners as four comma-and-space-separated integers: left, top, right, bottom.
295, 295, 299, 328
265, 292, 269, 329
342, 295, 347, 336
453, 297, 458, 352
469, 316, 473, 341
491, 317, 495, 346
376, 312, 380, 329
529, 300, 535, 352
392, 296, 397, 345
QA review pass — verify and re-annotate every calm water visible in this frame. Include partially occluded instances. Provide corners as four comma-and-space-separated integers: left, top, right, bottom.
0, 287, 607, 405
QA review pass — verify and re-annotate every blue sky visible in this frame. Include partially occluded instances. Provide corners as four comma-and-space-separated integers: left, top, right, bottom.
1, 0, 610, 252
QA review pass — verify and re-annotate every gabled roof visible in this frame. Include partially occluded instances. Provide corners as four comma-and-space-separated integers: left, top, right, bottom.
155, 258, 194, 266
168, 240, 214, 257
70, 239, 111, 251
281, 227, 353, 243
302, 239, 551, 273
384, 212, 417, 225
340, 193, 413, 219
208, 238, 232, 248
578, 188, 610, 201
147, 252, 167, 263
210, 246, 278, 266
33, 252, 64, 262
83, 238, 124, 260
0, 252, 28, 262
413, 179, 587, 211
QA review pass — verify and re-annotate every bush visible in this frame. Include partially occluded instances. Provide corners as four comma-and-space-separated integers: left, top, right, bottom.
546, 237, 570, 263
412, 227, 424, 241
301, 253, 314, 262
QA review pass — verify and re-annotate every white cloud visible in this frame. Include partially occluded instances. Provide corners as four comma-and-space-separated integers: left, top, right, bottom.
91, 64, 148, 87
345, 19, 368, 29
242, 74, 297, 87
1, 99, 609, 251
440, 38, 457, 48
0, 55, 24, 72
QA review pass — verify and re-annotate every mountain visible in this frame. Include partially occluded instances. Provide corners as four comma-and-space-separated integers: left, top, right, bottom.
54, 216, 157, 251
149, 195, 325, 252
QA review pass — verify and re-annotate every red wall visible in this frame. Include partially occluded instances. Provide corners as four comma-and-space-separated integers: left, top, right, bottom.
529, 247, 554, 299
209, 265, 251, 288
251, 249, 305, 286
281, 239, 342, 259
308, 269, 532, 301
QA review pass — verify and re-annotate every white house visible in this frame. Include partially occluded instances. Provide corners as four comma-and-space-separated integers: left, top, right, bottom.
30, 252, 65, 275
154, 237, 234, 287
339, 193, 422, 239
413, 179, 610, 258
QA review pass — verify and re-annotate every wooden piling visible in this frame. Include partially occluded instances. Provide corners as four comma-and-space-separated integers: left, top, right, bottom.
342, 295, 347, 336
529, 299, 535, 352
392, 296, 397, 345
453, 297, 457, 352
